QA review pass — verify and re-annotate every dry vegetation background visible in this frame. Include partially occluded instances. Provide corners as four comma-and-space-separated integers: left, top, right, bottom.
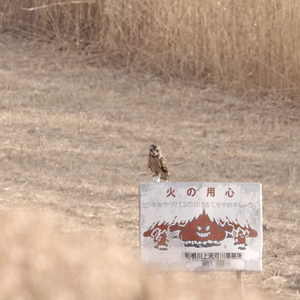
1, 0, 300, 98
0, 1, 299, 300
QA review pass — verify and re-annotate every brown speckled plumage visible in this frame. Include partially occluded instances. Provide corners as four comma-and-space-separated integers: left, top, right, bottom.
148, 144, 169, 181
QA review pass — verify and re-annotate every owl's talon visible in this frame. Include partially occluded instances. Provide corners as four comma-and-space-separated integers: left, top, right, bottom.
152, 175, 160, 182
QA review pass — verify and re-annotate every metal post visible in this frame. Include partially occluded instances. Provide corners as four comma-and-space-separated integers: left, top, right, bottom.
236, 271, 246, 300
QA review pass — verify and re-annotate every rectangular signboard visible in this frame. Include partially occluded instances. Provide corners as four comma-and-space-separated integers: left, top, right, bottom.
139, 182, 262, 271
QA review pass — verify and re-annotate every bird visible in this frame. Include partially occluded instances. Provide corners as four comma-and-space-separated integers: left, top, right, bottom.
148, 144, 169, 182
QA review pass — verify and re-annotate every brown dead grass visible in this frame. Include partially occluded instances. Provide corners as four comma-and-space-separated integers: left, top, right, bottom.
0, 34, 299, 299
1, 0, 300, 98
0, 211, 269, 300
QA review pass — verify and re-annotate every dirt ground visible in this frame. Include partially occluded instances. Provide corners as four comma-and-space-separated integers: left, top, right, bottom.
0, 33, 299, 299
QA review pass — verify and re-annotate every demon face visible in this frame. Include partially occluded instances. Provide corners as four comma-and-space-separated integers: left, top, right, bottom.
196, 225, 212, 239
169, 210, 233, 247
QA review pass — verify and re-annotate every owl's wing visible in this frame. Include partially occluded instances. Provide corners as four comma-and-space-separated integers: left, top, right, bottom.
148, 156, 154, 172
159, 156, 169, 175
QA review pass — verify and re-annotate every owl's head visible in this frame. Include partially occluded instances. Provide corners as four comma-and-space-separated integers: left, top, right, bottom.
149, 144, 162, 157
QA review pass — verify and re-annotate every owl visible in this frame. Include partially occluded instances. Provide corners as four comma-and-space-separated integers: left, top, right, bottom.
148, 144, 169, 181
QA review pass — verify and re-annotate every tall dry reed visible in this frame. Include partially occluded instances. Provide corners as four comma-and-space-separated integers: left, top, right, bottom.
0, 0, 299, 98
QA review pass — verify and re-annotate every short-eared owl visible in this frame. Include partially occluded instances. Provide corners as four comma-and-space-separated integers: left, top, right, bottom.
148, 144, 169, 181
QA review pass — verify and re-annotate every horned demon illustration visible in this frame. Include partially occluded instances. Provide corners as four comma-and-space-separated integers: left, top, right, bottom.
143, 210, 258, 250
169, 210, 233, 247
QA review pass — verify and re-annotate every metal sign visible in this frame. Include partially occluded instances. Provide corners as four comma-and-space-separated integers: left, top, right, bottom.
139, 182, 262, 271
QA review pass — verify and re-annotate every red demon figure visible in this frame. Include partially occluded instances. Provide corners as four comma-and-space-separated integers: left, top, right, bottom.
233, 227, 249, 246
143, 221, 170, 251
227, 218, 258, 248
169, 210, 233, 247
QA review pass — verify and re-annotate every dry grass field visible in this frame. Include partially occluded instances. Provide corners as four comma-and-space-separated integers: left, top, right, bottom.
1, 0, 300, 98
0, 33, 299, 299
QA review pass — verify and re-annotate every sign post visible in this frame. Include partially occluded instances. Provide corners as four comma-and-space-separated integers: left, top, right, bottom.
236, 271, 246, 299
139, 182, 262, 275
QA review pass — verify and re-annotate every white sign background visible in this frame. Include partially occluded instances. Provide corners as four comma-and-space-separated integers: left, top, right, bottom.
139, 182, 262, 271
